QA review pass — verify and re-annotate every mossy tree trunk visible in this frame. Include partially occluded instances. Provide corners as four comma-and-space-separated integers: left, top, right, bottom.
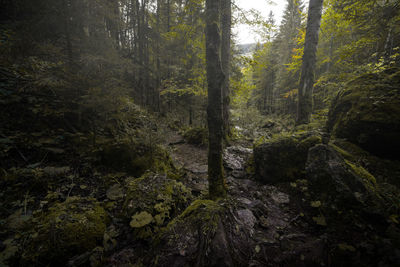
205, 0, 227, 200
296, 0, 324, 125
221, 0, 231, 139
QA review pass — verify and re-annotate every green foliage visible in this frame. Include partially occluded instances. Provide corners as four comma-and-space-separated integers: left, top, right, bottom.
243, 0, 400, 121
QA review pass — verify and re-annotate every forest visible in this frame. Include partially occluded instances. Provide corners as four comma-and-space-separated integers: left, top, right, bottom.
0, 0, 399, 266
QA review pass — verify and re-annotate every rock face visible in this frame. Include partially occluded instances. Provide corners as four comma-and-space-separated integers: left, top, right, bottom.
327, 68, 400, 159
254, 134, 321, 184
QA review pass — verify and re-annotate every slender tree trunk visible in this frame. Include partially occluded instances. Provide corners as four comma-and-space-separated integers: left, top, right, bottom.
167, 0, 170, 31
62, 0, 73, 66
220, 0, 231, 138
296, 0, 324, 125
155, 0, 161, 112
206, 0, 226, 200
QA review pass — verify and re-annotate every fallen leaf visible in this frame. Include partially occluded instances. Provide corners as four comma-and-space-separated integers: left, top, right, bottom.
338, 243, 356, 252
130, 211, 153, 228
312, 216, 327, 226
310, 201, 321, 208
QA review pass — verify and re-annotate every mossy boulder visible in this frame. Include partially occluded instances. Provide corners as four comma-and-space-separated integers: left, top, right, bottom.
331, 139, 400, 187
182, 127, 208, 146
100, 139, 175, 177
306, 145, 375, 205
306, 144, 400, 218
123, 173, 192, 240
254, 133, 321, 184
327, 68, 400, 159
23, 197, 108, 265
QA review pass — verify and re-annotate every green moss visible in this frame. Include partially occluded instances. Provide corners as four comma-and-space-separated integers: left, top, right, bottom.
23, 197, 108, 265
331, 139, 400, 187
299, 135, 322, 150
180, 200, 220, 218
123, 174, 192, 240
330, 143, 355, 161
155, 199, 223, 247
245, 154, 255, 175
345, 160, 377, 192
182, 127, 208, 146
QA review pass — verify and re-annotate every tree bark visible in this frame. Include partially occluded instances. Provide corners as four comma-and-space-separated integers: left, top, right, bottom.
206, 0, 226, 200
296, 0, 324, 125
220, 0, 231, 139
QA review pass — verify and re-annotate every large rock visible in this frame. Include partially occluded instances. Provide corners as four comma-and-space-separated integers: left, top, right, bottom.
306, 144, 400, 218
254, 134, 321, 184
306, 144, 376, 207
327, 68, 400, 159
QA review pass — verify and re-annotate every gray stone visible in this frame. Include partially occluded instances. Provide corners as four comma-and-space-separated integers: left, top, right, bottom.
237, 209, 257, 229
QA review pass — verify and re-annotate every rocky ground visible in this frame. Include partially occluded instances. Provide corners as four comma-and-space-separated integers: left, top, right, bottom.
151, 128, 398, 267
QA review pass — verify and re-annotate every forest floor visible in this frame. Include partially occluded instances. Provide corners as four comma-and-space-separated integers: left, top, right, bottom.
162, 128, 328, 266
1, 95, 398, 266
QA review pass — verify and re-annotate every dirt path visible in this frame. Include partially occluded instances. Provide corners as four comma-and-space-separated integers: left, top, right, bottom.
164, 130, 209, 193
163, 129, 325, 265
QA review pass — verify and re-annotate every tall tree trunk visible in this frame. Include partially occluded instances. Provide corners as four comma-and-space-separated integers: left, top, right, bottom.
296, 0, 324, 125
205, 0, 226, 200
62, 0, 73, 66
220, 0, 231, 139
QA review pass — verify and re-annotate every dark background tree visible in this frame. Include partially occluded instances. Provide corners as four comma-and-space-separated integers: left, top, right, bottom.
221, 0, 232, 138
296, 0, 324, 125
